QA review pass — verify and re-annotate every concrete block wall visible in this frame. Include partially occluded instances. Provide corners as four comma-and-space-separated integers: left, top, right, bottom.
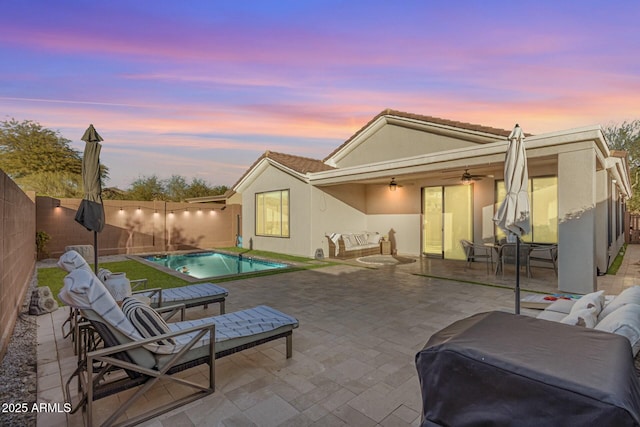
0, 170, 36, 360
36, 197, 241, 259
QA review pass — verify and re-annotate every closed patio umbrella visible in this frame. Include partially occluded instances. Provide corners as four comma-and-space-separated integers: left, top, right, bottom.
74, 124, 104, 274
493, 124, 530, 314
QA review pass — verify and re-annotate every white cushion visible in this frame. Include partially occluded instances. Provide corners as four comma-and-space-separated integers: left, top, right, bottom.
536, 310, 568, 322
594, 304, 640, 356
570, 291, 605, 316
599, 286, 640, 321
545, 299, 576, 315
354, 233, 368, 246
560, 307, 598, 328
367, 232, 381, 245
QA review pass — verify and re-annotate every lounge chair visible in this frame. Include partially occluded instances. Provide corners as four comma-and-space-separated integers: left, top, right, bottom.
60, 267, 298, 427
129, 279, 228, 313
59, 250, 228, 352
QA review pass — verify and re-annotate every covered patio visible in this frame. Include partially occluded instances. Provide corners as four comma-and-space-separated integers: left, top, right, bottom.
237, 110, 631, 297
35, 247, 634, 426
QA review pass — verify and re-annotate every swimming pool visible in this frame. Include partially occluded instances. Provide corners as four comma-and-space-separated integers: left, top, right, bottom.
142, 251, 289, 279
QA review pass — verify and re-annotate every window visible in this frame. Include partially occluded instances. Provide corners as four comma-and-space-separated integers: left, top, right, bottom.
256, 190, 289, 237
495, 176, 558, 243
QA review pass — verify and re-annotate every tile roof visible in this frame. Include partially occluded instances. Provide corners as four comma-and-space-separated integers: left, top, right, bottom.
264, 151, 335, 174
324, 108, 514, 161
232, 150, 334, 190
235, 109, 520, 191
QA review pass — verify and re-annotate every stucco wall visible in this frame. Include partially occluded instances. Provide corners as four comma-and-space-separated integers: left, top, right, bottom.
335, 124, 477, 168
36, 197, 240, 259
241, 166, 315, 257
558, 148, 597, 293
311, 185, 368, 257
0, 170, 35, 361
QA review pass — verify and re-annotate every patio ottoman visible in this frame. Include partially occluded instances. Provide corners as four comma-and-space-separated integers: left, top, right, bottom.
415, 311, 640, 427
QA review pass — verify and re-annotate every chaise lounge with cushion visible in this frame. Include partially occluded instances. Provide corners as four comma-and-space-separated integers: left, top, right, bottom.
326, 232, 383, 258
59, 266, 298, 427
59, 250, 229, 358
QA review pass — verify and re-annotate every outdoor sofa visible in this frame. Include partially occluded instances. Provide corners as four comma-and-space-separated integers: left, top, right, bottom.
536, 287, 640, 355
326, 232, 382, 258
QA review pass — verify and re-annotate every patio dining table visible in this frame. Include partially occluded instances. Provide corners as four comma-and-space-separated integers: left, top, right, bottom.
492, 242, 558, 278
493, 242, 533, 277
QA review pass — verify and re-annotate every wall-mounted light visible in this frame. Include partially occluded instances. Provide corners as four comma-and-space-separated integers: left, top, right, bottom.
389, 178, 398, 192
221, 205, 227, 210
52, 199, 61, 209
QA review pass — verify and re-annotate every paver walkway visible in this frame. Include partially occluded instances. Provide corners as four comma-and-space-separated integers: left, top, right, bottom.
36, 246, 640, 426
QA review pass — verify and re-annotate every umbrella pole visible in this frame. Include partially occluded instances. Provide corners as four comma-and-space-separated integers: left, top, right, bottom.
94, 231, 98, 275
515, 235, 520, 314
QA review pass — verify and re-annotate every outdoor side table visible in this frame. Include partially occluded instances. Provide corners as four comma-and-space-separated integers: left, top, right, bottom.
380, 240, 391, 255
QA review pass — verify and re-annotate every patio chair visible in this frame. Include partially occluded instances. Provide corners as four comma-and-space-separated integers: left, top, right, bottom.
460, 240, 494, 274
529, 243, 558, 276
60, 268, 298, 427
496, 242, 533, 278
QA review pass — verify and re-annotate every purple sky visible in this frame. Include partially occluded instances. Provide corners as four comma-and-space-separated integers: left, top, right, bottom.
1, 1, 639, 189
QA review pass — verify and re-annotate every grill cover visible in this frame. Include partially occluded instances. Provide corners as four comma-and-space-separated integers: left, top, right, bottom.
415, 311, 640, 427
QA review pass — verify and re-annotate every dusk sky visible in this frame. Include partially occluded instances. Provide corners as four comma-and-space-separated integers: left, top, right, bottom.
1, 1, 639, 189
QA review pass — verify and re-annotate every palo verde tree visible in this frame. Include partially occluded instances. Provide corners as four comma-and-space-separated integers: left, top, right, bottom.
0, 118, 93, 197
604, 120, 640, 212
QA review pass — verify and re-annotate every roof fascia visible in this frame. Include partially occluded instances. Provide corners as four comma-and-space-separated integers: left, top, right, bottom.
310, 126, 614, 186
234, 157, 309, 193
606, 156, 633, 198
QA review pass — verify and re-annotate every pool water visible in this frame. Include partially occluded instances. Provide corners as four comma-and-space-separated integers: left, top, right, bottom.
143, 252, 288, 279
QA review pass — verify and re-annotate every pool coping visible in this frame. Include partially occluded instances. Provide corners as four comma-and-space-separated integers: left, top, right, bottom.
127, 248, 298, 283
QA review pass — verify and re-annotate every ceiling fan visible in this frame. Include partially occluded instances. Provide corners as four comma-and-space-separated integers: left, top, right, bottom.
459, 169, 493, 185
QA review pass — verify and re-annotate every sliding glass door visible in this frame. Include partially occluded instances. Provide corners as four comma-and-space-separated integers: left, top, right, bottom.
422, 185, 473, 259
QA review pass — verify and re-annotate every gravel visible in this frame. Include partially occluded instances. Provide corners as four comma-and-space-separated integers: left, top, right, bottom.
0, 270, 38, 427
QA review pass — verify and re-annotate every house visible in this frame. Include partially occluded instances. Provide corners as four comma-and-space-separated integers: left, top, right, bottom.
233, 109, 632, 294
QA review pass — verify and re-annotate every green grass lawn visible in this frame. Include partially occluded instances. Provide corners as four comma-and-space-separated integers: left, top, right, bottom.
607, 244, 627, 275
40, 248, 337, 305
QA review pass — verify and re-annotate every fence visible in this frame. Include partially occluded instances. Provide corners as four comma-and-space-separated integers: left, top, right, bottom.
0, 170, 36, 360
36, 197, 240, 259
628, 213, 640, 244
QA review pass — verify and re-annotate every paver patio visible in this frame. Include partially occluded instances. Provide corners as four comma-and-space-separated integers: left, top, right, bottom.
36, 247, 639, 426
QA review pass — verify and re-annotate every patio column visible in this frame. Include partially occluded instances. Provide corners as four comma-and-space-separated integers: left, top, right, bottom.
557, 148, 597, 294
